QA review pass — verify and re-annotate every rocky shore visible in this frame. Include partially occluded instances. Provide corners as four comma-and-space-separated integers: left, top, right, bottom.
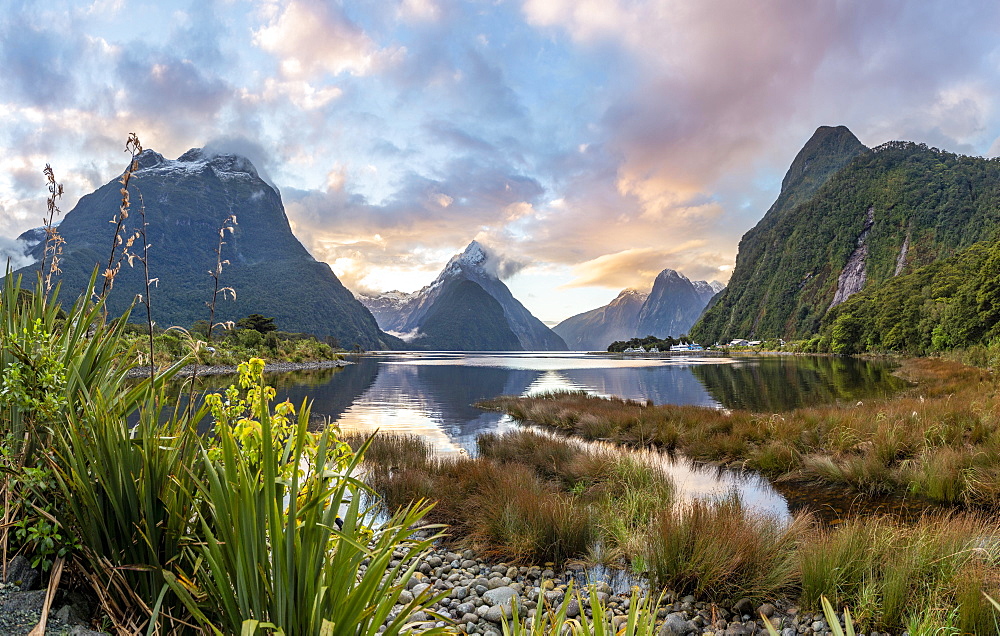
2, 535, 897, 636
382, 529, 876, 636
125, 358, 350, 379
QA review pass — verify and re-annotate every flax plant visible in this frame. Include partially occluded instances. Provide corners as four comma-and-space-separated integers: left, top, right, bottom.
504, 584, 660, 636
167, 359, 446, 635
206, 214, 237, 344
39, 163, 65, 293
99, 133, 143, 301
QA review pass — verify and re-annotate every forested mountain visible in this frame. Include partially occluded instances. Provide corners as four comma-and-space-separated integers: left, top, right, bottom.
553, 270, 722, 350
358, 241, 567, 351
692, 125, 1000, 344
10, 149, 403, 350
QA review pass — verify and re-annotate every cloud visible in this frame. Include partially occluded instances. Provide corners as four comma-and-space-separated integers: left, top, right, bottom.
253, 1, 389, 78
0, 236, 37, 270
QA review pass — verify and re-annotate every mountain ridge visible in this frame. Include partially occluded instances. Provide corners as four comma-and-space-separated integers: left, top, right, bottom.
8, 148, 403, 350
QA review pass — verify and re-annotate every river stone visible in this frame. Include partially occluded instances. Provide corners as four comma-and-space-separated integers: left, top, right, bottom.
483, 586, 518, 607
451, 586, 469, 600
781, 629, 796, 636
758, 603, 776, 618
462, 559, 478, 569
462, 613, 480, 624
560, 598, 578, 619
411, 583, 431, 598
427, 556, 443, 568
658, 613, 691, 636
397, 590, 414, 605
812, 620, 828, 631
407, 611, 430, 624
485, 603, 514, 623
457, 602, 476, 615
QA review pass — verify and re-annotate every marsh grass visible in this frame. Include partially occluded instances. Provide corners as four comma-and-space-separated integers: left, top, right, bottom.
481, 358, 1000, 507
798, 513, 1000, 633
360, 429, 674, 563
645, 494, 805, 602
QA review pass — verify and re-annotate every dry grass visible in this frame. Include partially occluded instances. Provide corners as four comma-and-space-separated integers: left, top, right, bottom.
481, 358, 1000, 507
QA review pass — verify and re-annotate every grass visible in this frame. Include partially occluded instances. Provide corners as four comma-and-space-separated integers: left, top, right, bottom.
480, 357, 1000, 507
797, 513, 1000, 632
644, 494, 805, 602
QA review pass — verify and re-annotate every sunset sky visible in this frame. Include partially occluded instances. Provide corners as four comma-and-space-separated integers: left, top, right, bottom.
2, 0, 1000, 323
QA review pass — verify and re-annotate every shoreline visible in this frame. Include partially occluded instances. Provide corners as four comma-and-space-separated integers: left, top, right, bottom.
125, 358, 351, 379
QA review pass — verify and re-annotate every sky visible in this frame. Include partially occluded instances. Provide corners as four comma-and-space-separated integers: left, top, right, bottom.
2, 0, 1000, 324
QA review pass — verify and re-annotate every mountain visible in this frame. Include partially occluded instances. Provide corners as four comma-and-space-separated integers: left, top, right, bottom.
553, 271, 723, 350
636, 270, 719, 339
358, 241, 567, 351
9, 148, 402, 350
552, 289, 648, 351
416, 280, 523, 350
693, 125, 1000, 344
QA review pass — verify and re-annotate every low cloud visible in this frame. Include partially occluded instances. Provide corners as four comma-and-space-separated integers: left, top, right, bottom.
0, 237, 38, 270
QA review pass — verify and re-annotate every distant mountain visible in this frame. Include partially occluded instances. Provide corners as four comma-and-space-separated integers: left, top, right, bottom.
553, 289, 648, 351
8, 148, 402, 350
693, 125, 1000, 345
553, 270, 723, 350
358, 241, 567, 351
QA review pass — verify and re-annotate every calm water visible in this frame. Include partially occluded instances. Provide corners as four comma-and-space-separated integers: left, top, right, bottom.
218, 352, 907, 519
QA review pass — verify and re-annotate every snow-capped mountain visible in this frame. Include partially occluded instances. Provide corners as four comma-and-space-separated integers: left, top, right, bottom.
358, 241, 567, 351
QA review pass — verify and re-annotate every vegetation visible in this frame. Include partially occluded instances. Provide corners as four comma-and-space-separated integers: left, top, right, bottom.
607, 335, 688, 353
695, 133, 1000, 344
480, 358, 1000, 507
357, 430, 1000, 634
0, 273, 439, 634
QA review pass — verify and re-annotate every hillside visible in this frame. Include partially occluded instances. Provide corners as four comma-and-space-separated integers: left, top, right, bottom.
692, 126, 1000, 343
11, 149, 403, 350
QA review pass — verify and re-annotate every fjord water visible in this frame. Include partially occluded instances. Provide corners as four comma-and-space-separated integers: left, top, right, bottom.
254, 352, 907, 518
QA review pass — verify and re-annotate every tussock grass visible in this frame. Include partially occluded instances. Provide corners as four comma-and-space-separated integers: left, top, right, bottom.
798, 513, 1000, 633
645, 494, 806, 602
361, 429, 674, 563
481, 358, 1000, 507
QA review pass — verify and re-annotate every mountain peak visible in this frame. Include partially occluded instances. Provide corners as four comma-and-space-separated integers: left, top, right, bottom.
459, 240, 489, 267
134, 147, 261, 181
781, 125, 868, 194
655, 268, 690, 283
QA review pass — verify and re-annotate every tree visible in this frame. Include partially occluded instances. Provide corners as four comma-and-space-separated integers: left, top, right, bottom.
236, 314, 277, 334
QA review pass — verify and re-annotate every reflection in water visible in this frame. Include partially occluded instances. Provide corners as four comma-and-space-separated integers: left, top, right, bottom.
693, 356, 909, 412
182, 353, 906, 519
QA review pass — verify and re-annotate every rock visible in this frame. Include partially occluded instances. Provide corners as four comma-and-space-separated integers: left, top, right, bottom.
462, 559, 478, 569
732, 598, 754, 617
68, 628, 109, 636
723, 624, 749, 636
397, 590, 414, 605
462, 613, 480, 624
0, 589, 47, 615
782, 629, 796, 636
56, 603, 87, 625
485, 604, 513, 623
506, 566, 519, 579
4, 556, 40, 591
457, 602, 476, 615
451, 586, 469, 600
483, 586, 519, 608
411, 583, 431, 598
565, 599, 580, 619
427, 556, 443, 568
407, 611, 430, 623
812, 620, 828, 632
758, 603, 776, 618
659, 612, 691, 636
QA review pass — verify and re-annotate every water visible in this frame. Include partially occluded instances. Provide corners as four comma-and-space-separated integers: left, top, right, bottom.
192, 352, 908, 519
